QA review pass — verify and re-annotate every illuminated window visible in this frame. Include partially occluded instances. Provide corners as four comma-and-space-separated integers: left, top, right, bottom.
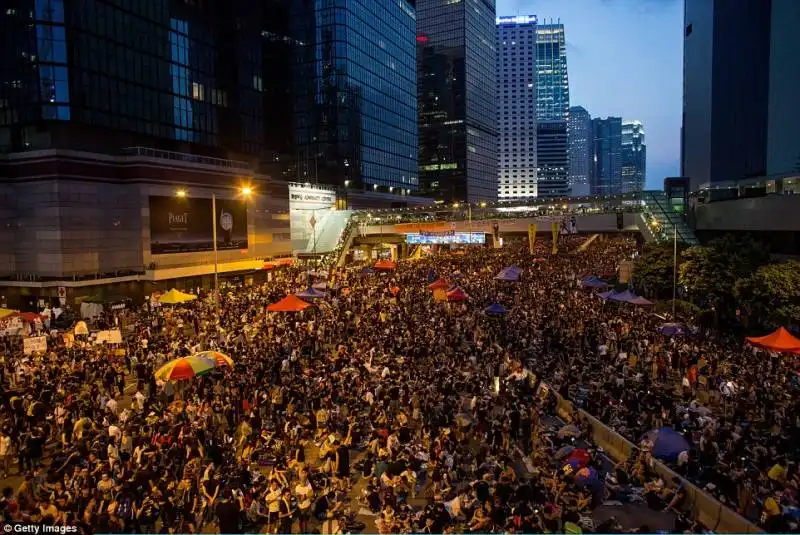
191, 82, 204, 101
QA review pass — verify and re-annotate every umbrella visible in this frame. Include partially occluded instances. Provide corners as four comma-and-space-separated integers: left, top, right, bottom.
575, 467, 602, 490
532, 258, 547, 263
644, 427, 690, 462
155, 355, 216, 381
554, 445, 575, 460
193, 351, 233, 368
557, 424, 581, 439
565, 448, 591, 470
660, 323, 686, 336
295, 287, 327, 299
446, 287, 469, 301
427, 279, 450, 290
581, 276, 608, 289
495, 268, 520, 282
484, 303, 508, 315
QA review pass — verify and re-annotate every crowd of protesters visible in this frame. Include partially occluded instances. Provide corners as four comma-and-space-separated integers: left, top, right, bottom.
0, 233, 794, 534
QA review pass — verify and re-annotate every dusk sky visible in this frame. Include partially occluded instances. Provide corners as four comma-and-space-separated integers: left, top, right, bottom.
496, 0, 684, 189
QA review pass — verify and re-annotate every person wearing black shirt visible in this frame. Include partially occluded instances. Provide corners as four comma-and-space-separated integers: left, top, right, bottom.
215, 489, 242, 534
278, 488, 294, 534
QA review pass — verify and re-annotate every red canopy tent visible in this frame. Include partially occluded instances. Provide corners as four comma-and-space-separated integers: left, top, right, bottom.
374, 260, 396, 270
11, 312, 47, 323
427, 279, 450, 290
446, 287, 469, 301
267, 295, 312, 312
746, 327, 800, 354
262, 261, 277, 270
276, 258, 294, 266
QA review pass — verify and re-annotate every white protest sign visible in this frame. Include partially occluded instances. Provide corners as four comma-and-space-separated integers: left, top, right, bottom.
23, 336, 48, 355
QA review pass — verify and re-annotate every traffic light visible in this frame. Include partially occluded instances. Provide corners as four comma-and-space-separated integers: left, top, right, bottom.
616, 211, 624, 230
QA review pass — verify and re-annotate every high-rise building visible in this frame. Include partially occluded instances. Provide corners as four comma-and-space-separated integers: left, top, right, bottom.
0, 0, 274, 159
621, 120, 646, 193
418, 0, 497, 202
568, 105, 592, 196
496, 15, 538, 200
292, 0, 418, 192
535, 23, 570, 198
592, 117, 622, 196
682, 0, 800, 192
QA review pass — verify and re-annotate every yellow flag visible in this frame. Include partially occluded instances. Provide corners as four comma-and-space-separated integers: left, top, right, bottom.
551, 221, 559, 254
527, 223, 537, 254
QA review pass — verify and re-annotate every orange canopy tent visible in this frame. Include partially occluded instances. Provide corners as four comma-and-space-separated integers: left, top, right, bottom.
276, 258, 294, 266
446, 287, 469, 301
267, 295, 312, 312
427, 279, 450, 290
262, 261, 277, 270
746, 327, 800, 354
374, 260, 396, 270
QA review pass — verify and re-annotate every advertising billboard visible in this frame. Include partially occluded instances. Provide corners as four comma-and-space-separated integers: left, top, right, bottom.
149, 196, 248, 254
406, 232, 486, 245
288, 184, 337, 252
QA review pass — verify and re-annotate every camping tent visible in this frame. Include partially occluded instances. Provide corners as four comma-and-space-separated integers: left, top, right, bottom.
446, 287, 469, 301
267, 295, 312, 312
484, 303, 508, 315
295, 287, 327, 299
374, 260, 396, 270
746, 327, 800, 354
159, 289, 198, 305
427, 279, 450, 290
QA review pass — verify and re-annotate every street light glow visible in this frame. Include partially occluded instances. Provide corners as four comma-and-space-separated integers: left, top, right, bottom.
452, 202, 460, 208
480, 202, 487, 208
176, 189, 187, 198
240, 186, 253, 197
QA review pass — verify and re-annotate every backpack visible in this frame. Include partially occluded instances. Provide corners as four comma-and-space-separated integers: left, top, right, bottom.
117, 496, 133, 520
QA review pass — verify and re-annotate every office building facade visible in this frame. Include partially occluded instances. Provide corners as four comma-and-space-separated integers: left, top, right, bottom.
592, 117, 622, 195
568, 105, 592, 197
496, 15, 537, 200
682, 0, 800, 192
535, 23, 570, 197
621, 120, 646, 193
292, 0, 418, 193
418, 0, 497, 202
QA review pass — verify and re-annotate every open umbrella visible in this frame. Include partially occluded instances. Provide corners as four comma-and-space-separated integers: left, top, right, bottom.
644, 427, 690, 462
427, 279, 450, 290
193, 351, 233, 368
446, 287, 469, 301
565, 448, 591, 469
155, 355, 216, 381
484, 303, 508, 315
557, 424, 581, 439
660, 323, 686, 336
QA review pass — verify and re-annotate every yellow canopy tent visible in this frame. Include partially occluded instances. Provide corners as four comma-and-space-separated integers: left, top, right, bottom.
0, 308, 18, 319
159, 289, 198, 305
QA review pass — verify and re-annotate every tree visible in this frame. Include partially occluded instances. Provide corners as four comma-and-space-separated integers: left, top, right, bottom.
679, 234, 770, 322
632, 243, 680, 299
734, 261, 800, 329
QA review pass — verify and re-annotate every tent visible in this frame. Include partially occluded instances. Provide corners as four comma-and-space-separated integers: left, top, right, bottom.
295, 287, 327, 299
427, 279, 450, 290
628, 296, 653, 306
0, 308, 18, 319
608, 290, 635, 303
495, 266, 521, 282
374, 259, 396, 270
159, 289, 198, 305
267, 295, 312, 312
10, 312, 47, 323
446, 287, 469, 301
581, 276, 608, 289
644, 427, 690, 462
312, 282, 328, 291
484, 303, 508, 315
746, 327, 800, 354
660, 323, 686, 337
276, 257, 294, 266
262, 261, 277, 270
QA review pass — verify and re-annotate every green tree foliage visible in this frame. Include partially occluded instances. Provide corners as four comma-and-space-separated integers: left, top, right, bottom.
633, 243, 679, 299
734, 261, 800, 329
679, 235, 770, 321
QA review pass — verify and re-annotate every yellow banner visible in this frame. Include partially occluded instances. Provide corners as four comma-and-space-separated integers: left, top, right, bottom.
551, 222, 559, 254
528, 223, 537, 255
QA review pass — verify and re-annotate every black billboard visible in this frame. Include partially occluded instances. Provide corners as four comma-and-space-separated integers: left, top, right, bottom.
149, 196, 248, 254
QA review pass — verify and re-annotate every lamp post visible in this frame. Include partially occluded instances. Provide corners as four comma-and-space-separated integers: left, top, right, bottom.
672, 222, 678, 318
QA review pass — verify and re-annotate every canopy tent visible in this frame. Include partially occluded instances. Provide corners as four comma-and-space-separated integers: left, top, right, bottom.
746, 327, 800, 354
581, 276, 609, 289
312, 282, 328, 291
599, 289, 650, 305
608, 290, 635, 303
295, 287, 327, 299
82, 291, 131, 305
276, 257, 294, 266
660, 323, 686, 337
0, 308, 18, 319
262, 261, 277, 270
427, 279, 450, 290
495, 266, 521, 282
10, 312, 47, 323
159, 289, 198, 305
484, 303, 509, 315
267, 295, 312, 312
644, 427, 690, 462
628, 296, 653, 306
374, 259, 396, 270
446, 287, 469, 301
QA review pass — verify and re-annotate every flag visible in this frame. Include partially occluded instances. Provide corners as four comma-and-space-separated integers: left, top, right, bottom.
528, 223, 537, 255
551, 221, 559, 255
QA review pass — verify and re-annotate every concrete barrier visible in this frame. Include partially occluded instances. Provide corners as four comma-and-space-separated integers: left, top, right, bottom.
550, 389, 762, 533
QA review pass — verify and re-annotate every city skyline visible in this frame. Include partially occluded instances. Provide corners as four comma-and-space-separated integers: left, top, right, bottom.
497, 0, 682, 189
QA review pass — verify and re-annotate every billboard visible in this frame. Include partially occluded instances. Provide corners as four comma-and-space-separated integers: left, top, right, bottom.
288, 184, 337, 252
149, 196, 248, 254
406, 232, 486, 245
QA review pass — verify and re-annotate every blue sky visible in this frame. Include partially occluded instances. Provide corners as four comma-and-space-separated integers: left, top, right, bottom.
496, 0, 683, 189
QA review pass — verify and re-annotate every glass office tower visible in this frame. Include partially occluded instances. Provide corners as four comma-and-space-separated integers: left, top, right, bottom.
592, 116, 623, 195
418, 0, 497, 202
292, 0, 418, 192
621, 120, 646, 193
568, 105, 592, 196
0, 0, 270, 158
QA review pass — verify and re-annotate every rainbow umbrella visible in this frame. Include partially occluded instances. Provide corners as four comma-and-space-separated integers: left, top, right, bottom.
193, 351, 234, 368
155, 355, 216, 381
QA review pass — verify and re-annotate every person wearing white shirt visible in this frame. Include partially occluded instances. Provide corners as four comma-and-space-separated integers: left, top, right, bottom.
106, 397, 118, 415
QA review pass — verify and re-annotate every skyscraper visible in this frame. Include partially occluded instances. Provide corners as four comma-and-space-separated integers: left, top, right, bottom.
568, 105, 592, 197
535, 23, 570, 198
621, 120, 646, 193
496, 15, 538, 200
293, 0, 418, 192
418, 0, 497, 202
592, 117, 622, 196
682, 0, 800, 192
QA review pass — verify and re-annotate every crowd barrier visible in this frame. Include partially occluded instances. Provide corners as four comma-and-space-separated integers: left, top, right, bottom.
550, 389, 762, 533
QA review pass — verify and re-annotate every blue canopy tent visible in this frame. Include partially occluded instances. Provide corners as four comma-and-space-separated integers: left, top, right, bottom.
484, 303, 509, 315
609, 290, 635, 302
644, 427, 690, 462
495, 269, 520, 282
581, 276, 609, 289
295, 287, 327, 299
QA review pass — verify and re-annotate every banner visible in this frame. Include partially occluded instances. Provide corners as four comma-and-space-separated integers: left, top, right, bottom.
618, 261, 633, 284
551, 221, 559, 255
149, 195, 248, 255
528, 224, 537, 255
23, 336, 48, 355
94, 329, 123, 344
